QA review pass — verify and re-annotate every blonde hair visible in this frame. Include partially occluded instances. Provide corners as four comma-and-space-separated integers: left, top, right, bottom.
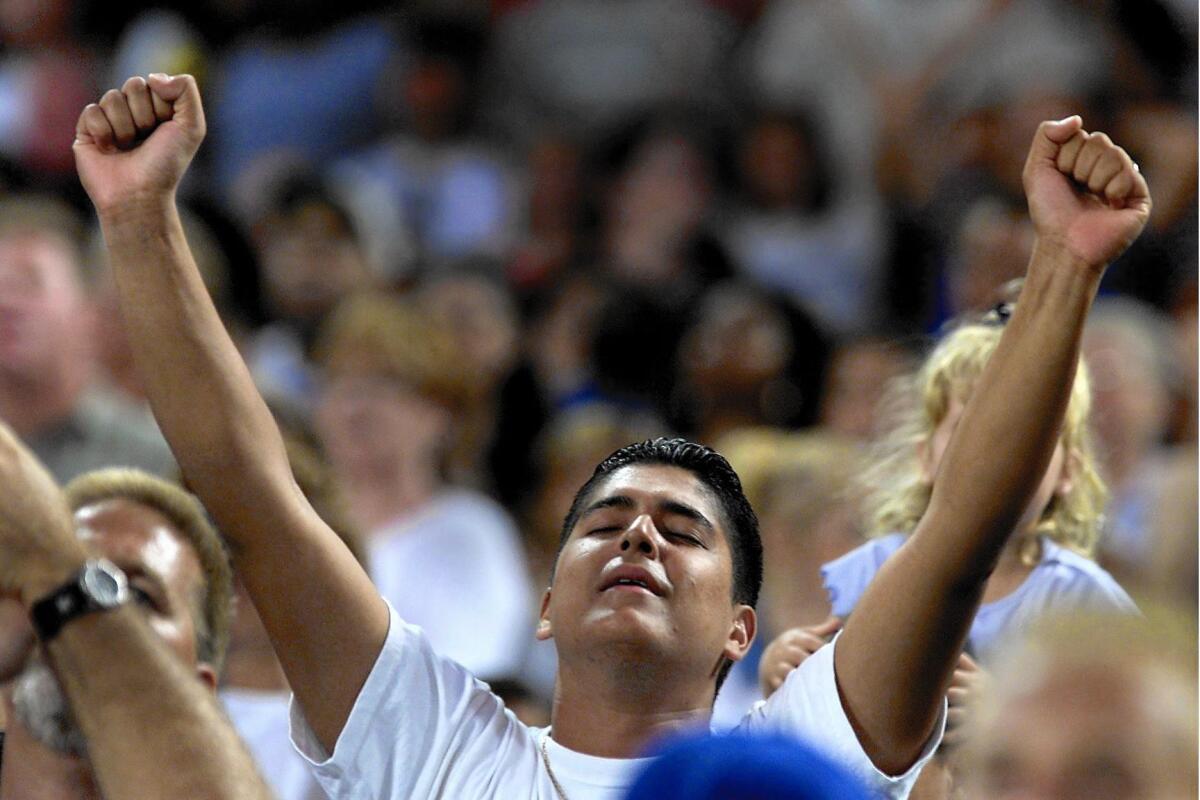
861, 322, 1107, 560
313, 291, 474, 411
63, 469, 233, 673
714, 427, 863, 522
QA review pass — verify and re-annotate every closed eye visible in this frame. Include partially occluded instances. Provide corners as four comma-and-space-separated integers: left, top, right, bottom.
667, 532, 706, 547
588, 526, 622, 536
131, 585, 162, 612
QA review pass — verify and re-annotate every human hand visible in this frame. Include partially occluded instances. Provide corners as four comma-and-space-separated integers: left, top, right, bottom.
0, 422, 86, 607
1022, 116, 1151, 273
943, 652, 990, 749
758, 616, 842, 698
0, 599, 34, 683
73, 74, 206, 217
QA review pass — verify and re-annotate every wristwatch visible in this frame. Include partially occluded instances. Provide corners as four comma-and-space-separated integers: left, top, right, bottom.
30, 558, 131, 642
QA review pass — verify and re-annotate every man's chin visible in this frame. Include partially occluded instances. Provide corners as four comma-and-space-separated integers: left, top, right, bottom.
576, 605, 675, 652
11, 659, 88, 758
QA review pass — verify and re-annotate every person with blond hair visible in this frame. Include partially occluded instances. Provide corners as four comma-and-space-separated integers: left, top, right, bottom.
0, 434, 270, 798
759, 314, 1138, 798
765, 317, 1134, 673
312, 291, 533, 681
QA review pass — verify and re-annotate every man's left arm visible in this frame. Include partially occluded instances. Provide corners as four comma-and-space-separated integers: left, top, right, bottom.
0, 422, 274, 800
833, 119, 1151, 774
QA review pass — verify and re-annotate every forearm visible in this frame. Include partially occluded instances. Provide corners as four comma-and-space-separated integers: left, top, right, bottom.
837, 239, 1100, 770
45, 604, 272, 799
920, 239, 1098, 577
99, 198, 288, 509
98, 196, 387, 751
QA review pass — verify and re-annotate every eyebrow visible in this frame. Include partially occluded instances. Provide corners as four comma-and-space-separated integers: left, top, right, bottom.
581, 495, 714, 532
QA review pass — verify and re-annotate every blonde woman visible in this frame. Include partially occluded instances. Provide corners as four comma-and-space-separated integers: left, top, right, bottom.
761, 314, 1136, 702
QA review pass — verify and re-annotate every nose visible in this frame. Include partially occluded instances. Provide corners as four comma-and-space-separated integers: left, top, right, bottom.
620, 514, 660, 558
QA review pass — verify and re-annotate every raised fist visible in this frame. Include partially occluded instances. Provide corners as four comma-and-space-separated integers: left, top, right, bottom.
1023, 116, 1151, 272
74, 74, 206, 216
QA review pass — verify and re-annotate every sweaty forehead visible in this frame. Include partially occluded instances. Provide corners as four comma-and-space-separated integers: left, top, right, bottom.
585, 464, 728, 533
74, 499, 202, 592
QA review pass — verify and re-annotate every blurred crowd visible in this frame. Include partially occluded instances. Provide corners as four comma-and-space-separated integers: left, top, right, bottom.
0, 0, 1194, 797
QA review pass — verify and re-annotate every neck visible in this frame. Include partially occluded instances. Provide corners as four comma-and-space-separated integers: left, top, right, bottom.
981, 525, 1040, 604
0, 706, 99, 800
0, 369, 86, 440
547, 661, 713, 758
343, 461, 439, 533
221, 641, 289, 693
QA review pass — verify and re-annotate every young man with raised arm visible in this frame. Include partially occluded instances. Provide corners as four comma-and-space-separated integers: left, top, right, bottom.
76, 74, 1150, 799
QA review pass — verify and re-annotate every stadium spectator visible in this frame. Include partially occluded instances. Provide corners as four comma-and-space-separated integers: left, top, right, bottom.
82, 72, 1150, 799
0, 195, 174, 483
958, 611, 1197, 800
312, 291, 533, 680
0, 433, 267, 798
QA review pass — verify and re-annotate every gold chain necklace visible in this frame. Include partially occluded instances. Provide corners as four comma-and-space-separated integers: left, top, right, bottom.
539, 732, 570, 800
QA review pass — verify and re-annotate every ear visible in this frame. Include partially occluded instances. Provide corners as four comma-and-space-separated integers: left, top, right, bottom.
1056, 446, 1079, 498
535, 587, 554, 642
916, 437, 935, 485
195, 662, 219, 694
721, 605, 757, 663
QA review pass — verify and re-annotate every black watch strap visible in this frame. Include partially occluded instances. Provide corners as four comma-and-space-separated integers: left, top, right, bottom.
31, 581, 92, 642
30, 559, 130, 642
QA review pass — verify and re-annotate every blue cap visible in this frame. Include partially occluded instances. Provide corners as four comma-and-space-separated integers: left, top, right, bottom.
624, 731, 871, 800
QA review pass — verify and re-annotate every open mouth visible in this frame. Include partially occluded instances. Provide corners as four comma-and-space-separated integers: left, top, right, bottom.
607, 577, 653, 593
599, 566, 666, 597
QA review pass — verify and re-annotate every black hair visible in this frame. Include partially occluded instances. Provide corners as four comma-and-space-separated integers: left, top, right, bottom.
556, 438, 763, 692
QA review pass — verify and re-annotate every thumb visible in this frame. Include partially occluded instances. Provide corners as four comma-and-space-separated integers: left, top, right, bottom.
147, 73, 206, 136
1024, 115, 1082, 170
810, 615, 843, 637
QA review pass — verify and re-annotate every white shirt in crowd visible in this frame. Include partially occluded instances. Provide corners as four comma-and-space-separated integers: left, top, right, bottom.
290, 602, 944, 799
367, 489, 533, 680
223, 688, 325, 800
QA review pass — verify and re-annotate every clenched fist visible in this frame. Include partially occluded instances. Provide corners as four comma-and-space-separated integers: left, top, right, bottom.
74, 74, 206, 216
1023, 116, 1151, 272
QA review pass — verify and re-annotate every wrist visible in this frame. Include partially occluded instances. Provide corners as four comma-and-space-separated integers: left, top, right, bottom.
1028, 236, 1106, 284
1032, 235, 1104, 287
95, 191, 177, 229
20, 550, 90, 609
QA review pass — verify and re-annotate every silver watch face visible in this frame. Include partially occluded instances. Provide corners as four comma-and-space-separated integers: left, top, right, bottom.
80, 559, 130, 608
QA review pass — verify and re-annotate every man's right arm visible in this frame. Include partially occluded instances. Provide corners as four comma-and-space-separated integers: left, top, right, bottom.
75, 74, 388, 753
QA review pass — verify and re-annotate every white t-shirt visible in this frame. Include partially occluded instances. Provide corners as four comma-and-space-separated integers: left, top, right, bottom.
223, 688, 324, 800
368, 490, 533, 680
290, 603, 943, 799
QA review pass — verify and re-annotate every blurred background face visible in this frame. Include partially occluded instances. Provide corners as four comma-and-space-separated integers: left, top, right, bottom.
741, 118, 813, 210
682, 290, 790, 397
818, 340, 909, 440
315, 366, 449, 480
949, 200, 1035, 316
420, 274, 518, 392
607, 132, 711, 284
1083, 327, 1168, 464
259, 203, 371, 324
0, 232, 91, 380
0, 0, 71, 47
966, 661, 1197, 800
